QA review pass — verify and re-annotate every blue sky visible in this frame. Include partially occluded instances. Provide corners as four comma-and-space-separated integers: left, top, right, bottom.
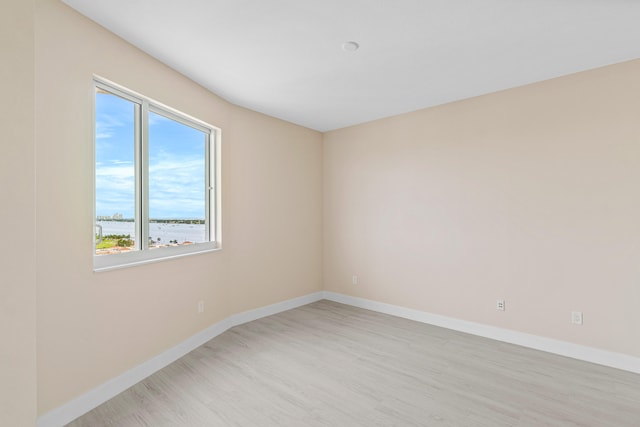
96, 92, 206, 219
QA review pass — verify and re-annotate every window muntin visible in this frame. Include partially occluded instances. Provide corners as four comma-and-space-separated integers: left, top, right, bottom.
94, 78, 219, 271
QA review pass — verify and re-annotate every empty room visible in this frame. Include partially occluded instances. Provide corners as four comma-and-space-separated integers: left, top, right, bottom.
2, 0, 640, 426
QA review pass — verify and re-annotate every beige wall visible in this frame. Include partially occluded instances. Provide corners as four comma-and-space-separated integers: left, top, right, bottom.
225, 106, 323, 314
35, 0, 322, 415
324, 60, 640, 358
0, 0, 38, 425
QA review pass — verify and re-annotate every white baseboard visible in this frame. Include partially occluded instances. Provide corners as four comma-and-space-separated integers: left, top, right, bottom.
37, 291, 325, 427
37, 290, 640, 426
322, 291, 640, 375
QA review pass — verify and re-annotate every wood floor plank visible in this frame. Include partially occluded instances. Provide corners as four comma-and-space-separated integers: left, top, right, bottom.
67, 300, 640, 426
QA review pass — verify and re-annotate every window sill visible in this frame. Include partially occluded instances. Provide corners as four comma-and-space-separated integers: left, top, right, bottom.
93, 242, 221, 272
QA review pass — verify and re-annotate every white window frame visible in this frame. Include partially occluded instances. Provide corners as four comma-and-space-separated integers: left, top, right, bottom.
93, 77, 221, 272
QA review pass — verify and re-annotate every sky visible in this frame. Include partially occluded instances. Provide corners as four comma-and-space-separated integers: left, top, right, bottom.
95, 91, 207, 219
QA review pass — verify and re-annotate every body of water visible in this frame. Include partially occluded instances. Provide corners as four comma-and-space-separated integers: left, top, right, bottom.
97, 221, 206, 244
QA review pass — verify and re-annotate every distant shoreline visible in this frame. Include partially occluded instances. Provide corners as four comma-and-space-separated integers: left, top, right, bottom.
96, 221, 207, 249
96, 218, 205, 224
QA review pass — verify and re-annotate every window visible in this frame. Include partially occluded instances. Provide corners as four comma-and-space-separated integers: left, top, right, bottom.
94, 77, 220, 271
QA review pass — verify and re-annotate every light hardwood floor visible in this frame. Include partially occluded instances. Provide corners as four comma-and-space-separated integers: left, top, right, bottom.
67, 300, 640, 426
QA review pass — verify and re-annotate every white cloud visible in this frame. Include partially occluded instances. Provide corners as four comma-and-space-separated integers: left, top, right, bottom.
96, 157, 206, 219
95, 161, 135, 217
148, 157, 205, 219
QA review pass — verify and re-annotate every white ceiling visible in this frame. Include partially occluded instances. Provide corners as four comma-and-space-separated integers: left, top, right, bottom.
63, 0, 640, 132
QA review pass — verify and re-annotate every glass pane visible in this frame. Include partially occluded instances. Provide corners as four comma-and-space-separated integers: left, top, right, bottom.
95, 88, 138, 255
148, 111, 207, 249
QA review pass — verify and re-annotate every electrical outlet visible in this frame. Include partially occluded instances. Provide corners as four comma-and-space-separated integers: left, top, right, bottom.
571, 311, 583, 325
496, 299, 505, 311
352, 275, 358, 285
198, 300, 205, 314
